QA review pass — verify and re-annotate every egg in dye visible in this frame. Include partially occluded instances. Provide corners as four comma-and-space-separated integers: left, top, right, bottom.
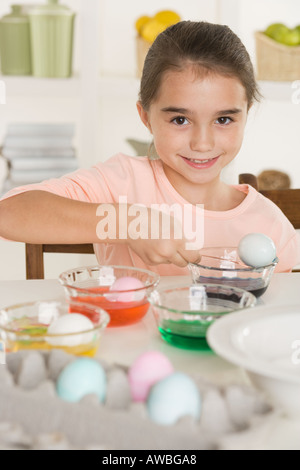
46, 313, 95, 347
238, 233, 277, 268
128, 351, 174, 402
108, 276, 145, 302
56, 357, 106, 403
147, 372, 201, 426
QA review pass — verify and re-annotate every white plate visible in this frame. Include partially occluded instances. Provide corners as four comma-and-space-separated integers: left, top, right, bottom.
207, 304, 300, 417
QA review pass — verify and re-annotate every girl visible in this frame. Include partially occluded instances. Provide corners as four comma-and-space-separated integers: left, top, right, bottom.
0, 21, 299, 274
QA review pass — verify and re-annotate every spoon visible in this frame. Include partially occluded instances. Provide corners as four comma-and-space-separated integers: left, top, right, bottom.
191, 254, 246, 267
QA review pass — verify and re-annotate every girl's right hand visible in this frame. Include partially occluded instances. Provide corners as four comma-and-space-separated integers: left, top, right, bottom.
126, 206, 202, 268
128, 236, 202, 267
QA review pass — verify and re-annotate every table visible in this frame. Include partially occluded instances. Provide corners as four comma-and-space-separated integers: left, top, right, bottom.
1, 273, 300, 449
0, 273, 298, 384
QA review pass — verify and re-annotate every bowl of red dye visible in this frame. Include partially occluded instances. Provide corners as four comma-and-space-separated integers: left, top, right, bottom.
59, 265, 160, 327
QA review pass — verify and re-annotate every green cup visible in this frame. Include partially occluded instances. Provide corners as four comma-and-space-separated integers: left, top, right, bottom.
0, 5, 32, 76
29, 0, 76, 78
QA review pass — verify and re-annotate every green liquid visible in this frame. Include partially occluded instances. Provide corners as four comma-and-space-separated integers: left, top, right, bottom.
158, 318, 218, 351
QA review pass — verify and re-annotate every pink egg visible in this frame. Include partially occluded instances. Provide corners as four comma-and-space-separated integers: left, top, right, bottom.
108, 276, 145, 303
128, 351, 174, 402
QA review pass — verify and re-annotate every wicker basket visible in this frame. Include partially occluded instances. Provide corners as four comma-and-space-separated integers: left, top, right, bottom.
255, 31, 300, 81
136, 35, 151, 77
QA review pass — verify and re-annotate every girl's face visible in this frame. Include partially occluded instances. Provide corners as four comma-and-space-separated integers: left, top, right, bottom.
137, 67, 248, 199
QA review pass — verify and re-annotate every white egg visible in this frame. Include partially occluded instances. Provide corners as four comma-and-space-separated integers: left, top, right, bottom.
46, 313, 95, 347
238, 233, 277, 268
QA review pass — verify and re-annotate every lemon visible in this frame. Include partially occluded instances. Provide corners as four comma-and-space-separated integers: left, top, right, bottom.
264, 23, 292, 44
141, 18, 166, 43
280, 28, 300, 46
135, 15, 151, 35
154, 10, 181, 26
294, 25, 300, 42
264, 22, 287, 38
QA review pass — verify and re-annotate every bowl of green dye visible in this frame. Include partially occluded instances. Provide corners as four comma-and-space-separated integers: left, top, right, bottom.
148, 283, 256, 351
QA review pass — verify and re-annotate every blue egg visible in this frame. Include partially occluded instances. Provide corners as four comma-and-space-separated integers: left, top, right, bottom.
147, 372, 201, 426
56, 358, 106, 403
238, 233, 276, 268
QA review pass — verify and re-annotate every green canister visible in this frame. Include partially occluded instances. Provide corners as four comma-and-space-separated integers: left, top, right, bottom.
0, 5, 31, 75
29, 0, 76, 78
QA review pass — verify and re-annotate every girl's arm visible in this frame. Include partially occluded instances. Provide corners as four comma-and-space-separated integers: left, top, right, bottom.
0, 190, 201, 267
0, 191, 100, 244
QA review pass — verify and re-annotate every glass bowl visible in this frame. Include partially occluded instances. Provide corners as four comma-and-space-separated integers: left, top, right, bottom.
0, 299, 110, 357
188, 247, 278, 298
148, 283, 256, 351
59, 265, 160, 327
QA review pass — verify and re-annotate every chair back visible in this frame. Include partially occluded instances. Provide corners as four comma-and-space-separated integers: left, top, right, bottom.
239, 173, 300, 229
26, 243, 94, 280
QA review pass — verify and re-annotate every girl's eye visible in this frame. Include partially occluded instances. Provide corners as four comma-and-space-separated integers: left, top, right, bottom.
216, 116, 233, 125
172, 116, 188, 126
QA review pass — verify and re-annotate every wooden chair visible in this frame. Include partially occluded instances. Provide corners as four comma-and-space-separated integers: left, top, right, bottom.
239, 173, 300, 229
26, 243, 94, 280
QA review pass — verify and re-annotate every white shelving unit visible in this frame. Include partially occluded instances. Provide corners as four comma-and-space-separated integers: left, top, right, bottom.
0, 0, 103, 168
3, 75, 81, 97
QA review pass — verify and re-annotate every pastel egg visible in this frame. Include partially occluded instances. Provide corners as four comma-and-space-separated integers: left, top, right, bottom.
108, 276, 145, 302
46, 313, 95, 347
56, 357, 106, 403
128, 351, 174, 402
147, 372, 201, 426
238, 233, 277, 268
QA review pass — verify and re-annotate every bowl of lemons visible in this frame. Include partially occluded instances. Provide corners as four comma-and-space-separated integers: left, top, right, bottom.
255, 22, 300, 81
135, 9, 181, 77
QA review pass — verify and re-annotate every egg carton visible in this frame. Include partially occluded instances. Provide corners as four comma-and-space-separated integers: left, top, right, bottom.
0, 350, 273, 450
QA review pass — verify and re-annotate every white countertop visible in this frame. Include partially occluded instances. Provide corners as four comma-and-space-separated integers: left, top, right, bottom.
1, 273, 300, 449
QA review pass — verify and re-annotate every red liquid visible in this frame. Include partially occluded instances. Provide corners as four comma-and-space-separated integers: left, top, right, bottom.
69, 286, 149, 327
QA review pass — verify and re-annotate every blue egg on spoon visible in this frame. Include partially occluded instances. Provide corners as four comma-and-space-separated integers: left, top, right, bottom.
238, 233, 277, 268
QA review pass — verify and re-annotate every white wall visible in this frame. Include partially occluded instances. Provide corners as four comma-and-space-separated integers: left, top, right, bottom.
219, 0, 300, 186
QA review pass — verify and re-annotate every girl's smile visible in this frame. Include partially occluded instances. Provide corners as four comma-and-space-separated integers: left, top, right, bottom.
137, 66, 249, 208
180, 154, 220, 169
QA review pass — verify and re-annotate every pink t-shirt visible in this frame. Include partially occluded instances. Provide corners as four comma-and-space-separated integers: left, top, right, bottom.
2, 153, 300, 275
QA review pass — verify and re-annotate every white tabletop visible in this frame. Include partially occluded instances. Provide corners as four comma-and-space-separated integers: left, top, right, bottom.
1, 273, 300, 449
0, 273, 298, 384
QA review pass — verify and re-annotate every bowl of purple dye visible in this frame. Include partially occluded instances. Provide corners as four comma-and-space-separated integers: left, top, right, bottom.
188, 247, 278, 298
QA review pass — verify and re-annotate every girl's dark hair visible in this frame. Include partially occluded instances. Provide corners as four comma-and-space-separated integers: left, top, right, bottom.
139, 21, 261, 110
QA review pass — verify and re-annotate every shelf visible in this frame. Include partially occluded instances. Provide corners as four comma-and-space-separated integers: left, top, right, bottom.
98, 76, 300, 103
258, 80, 299, 102
1, 73, 298, 103
99, 76, 300, 102
1, 74, 81, 98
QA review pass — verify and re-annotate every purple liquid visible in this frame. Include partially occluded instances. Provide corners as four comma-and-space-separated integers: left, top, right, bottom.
196, 276, 268, 298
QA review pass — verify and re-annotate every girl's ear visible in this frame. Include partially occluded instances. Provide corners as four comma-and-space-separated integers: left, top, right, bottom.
136, 101, 152, 133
